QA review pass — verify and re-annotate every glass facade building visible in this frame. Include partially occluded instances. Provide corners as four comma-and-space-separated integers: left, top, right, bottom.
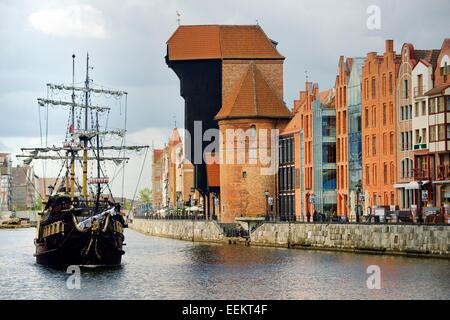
279, 135, 295, 221
347, 59, 364, 194
313, 91, 337, 216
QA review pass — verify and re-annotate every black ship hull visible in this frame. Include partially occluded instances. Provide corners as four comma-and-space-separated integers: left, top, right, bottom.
34, 196, 126, 267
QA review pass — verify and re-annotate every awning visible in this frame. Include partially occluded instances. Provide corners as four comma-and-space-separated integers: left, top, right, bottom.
395, 181, 429, 190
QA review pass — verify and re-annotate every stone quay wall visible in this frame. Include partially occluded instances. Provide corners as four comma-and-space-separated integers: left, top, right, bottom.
251, 223, 450, 257
130, 219, 450, 258
130, 218, 225, 242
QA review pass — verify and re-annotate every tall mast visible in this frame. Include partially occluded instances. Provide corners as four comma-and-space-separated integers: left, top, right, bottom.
95, 110, 101, 212
70, 54, 76, 200
82, 53, 89, 199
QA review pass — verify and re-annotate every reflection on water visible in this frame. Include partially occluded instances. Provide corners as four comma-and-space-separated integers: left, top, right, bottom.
0, 228, 449, 300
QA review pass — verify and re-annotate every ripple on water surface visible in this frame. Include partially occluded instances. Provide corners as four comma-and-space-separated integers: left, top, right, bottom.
0, 228, 449, 299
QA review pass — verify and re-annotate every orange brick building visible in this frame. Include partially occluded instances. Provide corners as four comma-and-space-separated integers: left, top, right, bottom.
335, 56, 353, 217
167, 25, 291, 222
216, 62, 292, 222
151, 149, 164, 208
362, 40, 401, 210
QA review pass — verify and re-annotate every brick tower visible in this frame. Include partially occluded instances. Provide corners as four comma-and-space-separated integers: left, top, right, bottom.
166, 25, 289, 220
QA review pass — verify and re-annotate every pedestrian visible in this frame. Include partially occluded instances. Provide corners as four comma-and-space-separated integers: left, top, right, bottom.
306, 211, 311, 223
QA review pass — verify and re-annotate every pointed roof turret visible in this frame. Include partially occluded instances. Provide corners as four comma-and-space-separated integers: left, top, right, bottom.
215, 63, 292, 121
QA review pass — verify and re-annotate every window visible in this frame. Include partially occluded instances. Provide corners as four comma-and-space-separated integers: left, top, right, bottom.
322, 143, 336, 163
390, 132, 394, 154
382, 74, 386, 97
383, 104, 386, 125
389, 103, 394, 124
365, 107, 369, 128
429, 98, 436, 114
410, 131, 413, 149
417, 74, 423, 96
383, 163, 388, 184
389, 73, 393, 95
422, 128, 427, 144
390, 162, 395, 184
400, 106, 404, 121
365, 165, 370, 185
373, 107, 377, 127
422, 101, 426, 116
365, 136, 370, 157
365, 79, 369, 100
401, 132, 405, 151
373, 164, 377, 186
404, 79, 409, 98
372, 135, 376, 156
323, 116, 336, 137
323, 169, 336, 190
415, 129, 420, 144
442, 62, 448, 82
343, 111, 347, 134
430, 126, 436, 142
439, 125, 445, 140
447, 125, 450, 140
383, 133, 387, 155
438, 97, 445, 113
415, 102, 419, 117
372, 78, 376, 98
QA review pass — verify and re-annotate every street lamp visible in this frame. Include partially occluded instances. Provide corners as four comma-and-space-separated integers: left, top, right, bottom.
264, 190, 269, 221
417, 180, 423, 224
356, 180, 362, 223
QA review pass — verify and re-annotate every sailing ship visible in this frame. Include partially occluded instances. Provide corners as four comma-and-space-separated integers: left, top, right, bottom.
18, 54, 148, 266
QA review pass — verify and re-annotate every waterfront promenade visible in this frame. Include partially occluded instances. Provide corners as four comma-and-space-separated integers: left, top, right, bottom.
130, 217, 450, 259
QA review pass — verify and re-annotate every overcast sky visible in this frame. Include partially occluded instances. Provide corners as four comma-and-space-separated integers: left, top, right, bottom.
0, 0, 449, 198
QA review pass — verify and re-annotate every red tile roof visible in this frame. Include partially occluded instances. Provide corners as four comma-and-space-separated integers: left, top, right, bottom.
167, 25, 284, 61
425, 83, 450, 96
215, 63, 292, 120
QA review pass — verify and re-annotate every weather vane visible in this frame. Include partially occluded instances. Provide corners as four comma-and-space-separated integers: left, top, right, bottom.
176, 11, 181, 26
305, 70, 309, 82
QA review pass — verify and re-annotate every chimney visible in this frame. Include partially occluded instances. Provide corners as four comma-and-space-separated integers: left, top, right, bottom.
386, 39, 394, 53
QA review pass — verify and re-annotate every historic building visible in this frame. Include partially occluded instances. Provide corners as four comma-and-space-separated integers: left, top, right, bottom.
279, 82, 336, 220
346, 58, 365, 220
152, 127, 195, 211
395, 44, 440, 210
11, 165, 37, 210
312, 89, 337, 217
215, 62, 292, 223
0, 153, 12, 211
167, 25, 291, 222
419, 39, 450, 208
152, 149, 164, 208
362, 40, 401, 210
335, 56, 352, 218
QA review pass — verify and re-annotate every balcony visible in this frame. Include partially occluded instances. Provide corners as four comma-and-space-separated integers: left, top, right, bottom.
414, 86, 424, 98
413, 168, 431, 180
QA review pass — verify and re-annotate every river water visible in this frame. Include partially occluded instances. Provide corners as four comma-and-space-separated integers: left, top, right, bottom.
0, 228, 448, 300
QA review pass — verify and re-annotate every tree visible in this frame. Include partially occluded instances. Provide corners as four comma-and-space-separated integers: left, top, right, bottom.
138, 188, 152, 204
32, 197, 43, 211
